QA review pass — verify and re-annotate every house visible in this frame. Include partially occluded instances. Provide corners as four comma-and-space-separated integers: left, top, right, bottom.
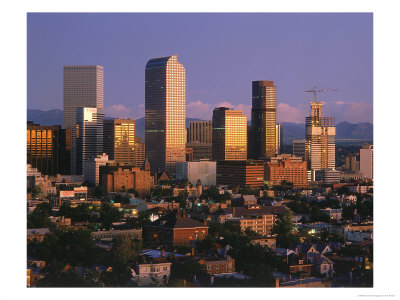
273, 271, 331, 288
27, 228, 50, 242
250, 236, 277, 249
307, 252, 335, 278
92, 228, 142, 241
132, 262, 172, 286
144, 210, 209, 248
198, 255, 235, 275
320, 208, 342, 221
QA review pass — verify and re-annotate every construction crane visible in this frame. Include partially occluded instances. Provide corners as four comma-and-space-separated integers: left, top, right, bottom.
305, 87, 338, 102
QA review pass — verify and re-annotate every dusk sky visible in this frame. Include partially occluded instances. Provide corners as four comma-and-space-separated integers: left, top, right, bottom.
27, 13, 373, 123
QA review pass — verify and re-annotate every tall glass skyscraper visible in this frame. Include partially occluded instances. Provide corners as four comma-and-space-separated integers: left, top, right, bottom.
212, 107, 247, 161
63, 65, 104, 174
145, 55, 186, 175
250, 81, 277, 159
76, 107, 104, 176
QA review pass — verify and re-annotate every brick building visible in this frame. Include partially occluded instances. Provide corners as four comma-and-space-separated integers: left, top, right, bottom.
198, 255, 235, 275
144, 210, 209, 248
100, 159, 153, 197
265, 154, 308, 188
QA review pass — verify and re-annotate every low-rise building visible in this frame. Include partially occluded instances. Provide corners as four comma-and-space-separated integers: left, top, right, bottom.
27, 228, 50, 242
265, 154, 308, 188
216, 160, 264, 187
198, 255, 235, 275
320, 208, 342, 221
92, 229, 142, 241
314, 169, 340, 184
132, 262, 172, 286
144, 210, 209, 248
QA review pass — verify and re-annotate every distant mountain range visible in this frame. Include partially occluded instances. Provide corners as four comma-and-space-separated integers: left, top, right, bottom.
27, 109, 373, 141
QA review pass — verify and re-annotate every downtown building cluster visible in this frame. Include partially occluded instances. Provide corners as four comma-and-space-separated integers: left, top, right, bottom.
27, 55, 373, 288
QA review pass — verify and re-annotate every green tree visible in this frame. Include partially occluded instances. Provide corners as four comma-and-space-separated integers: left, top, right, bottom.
273, 210, 300, 248
31, 185, 42, 199
27, 202, 53, 229
100, 202, 124, 229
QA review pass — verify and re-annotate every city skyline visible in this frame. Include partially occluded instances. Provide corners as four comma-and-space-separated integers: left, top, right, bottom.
28, 13, 373, 124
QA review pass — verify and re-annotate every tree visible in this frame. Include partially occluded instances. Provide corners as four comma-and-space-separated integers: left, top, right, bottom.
95, 185, 106, 199
27, 202, 53, 229
100, 202, 124, 229
273, 210, 300, 248
35, 229, 101, 267
31, 185, 42, 199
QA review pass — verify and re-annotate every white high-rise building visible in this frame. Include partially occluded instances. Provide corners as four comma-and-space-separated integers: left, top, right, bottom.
63, 65, 104, 174
76, 107, 105, 175
360, 145, 373, 180
176, 160, 217, 186
83, 153, 111, 186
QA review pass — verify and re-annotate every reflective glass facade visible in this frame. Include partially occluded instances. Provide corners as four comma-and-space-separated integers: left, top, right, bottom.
145, 55, 186, 175
63, 65, 104, 174
104, 119, 135, 165
250, 81, 276, 159
76, 107, 104, 175
212, 107, 247, 161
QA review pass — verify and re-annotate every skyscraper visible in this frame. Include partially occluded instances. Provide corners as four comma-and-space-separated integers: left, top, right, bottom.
250, 81, 277, 159
212, 107, 247, 161
76, 107, 104, 175
186, 121, 213, 160
145, 55, 186, 175
63, 65, 104, 174
275, 124, 283, 155
360, 145, 373, 180
293, 139, 306, 160
305, 97, 335, 178
103, 119, 136, 165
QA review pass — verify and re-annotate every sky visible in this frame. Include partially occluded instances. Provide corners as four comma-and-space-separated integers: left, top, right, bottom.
27, 13, 373, 123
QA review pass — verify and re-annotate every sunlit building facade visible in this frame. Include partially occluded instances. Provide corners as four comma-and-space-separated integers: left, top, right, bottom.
360, 145, 373, 180
134, 137, 146, 167
27, 123, 60, 176
104, 119, 135, 165
186, 121, 213, 160
145, 55, 186, 175
76, 107, 104, 175
250, 81, 276, 159
63, 65, 104, 174
305, 100, 335, 179
212, 107, 247, 161
276, 124, 283, 155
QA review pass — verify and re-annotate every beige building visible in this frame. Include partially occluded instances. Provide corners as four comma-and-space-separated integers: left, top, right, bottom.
212, 107, 247, 161
83, 153, 111, 186
134, 137, 146, 167
63, 65, 104, 175
187, 121, 213, 160
145, 55, 186, 175
360, 145, 373, 180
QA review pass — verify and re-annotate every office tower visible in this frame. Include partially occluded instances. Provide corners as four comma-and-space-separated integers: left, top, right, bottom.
63, 65, 104, 174
360, 145, 373, 180
27, 122, 60, 176
134, 137, 146, 167
83, 153, 110, 186
216, 160, 264, 187
103, 119, 135, 164
265, 154, 308, 188
212, 107, 247, 161
186, 121, 213, 160
292, 139, 306, 160
145, 55, 186, 175
345, 153, 357, 171
76, 107, 104, 175
305, 99, 335, 178
250, 81, 276, 159
276, 124, 283, 155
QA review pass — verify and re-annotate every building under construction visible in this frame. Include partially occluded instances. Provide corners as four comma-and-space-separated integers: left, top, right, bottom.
305, 88, 336, 180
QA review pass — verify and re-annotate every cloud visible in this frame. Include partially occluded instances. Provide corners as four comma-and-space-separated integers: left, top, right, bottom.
105, 104, 134, 119
277, 103, 306, 123
324, 101, 373, 123
186, 100, 252, 120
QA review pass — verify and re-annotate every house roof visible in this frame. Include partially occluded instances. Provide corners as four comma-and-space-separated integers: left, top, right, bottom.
222, 206, 287, 217
140, 249, 184, 259
147, 211, 208, 230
